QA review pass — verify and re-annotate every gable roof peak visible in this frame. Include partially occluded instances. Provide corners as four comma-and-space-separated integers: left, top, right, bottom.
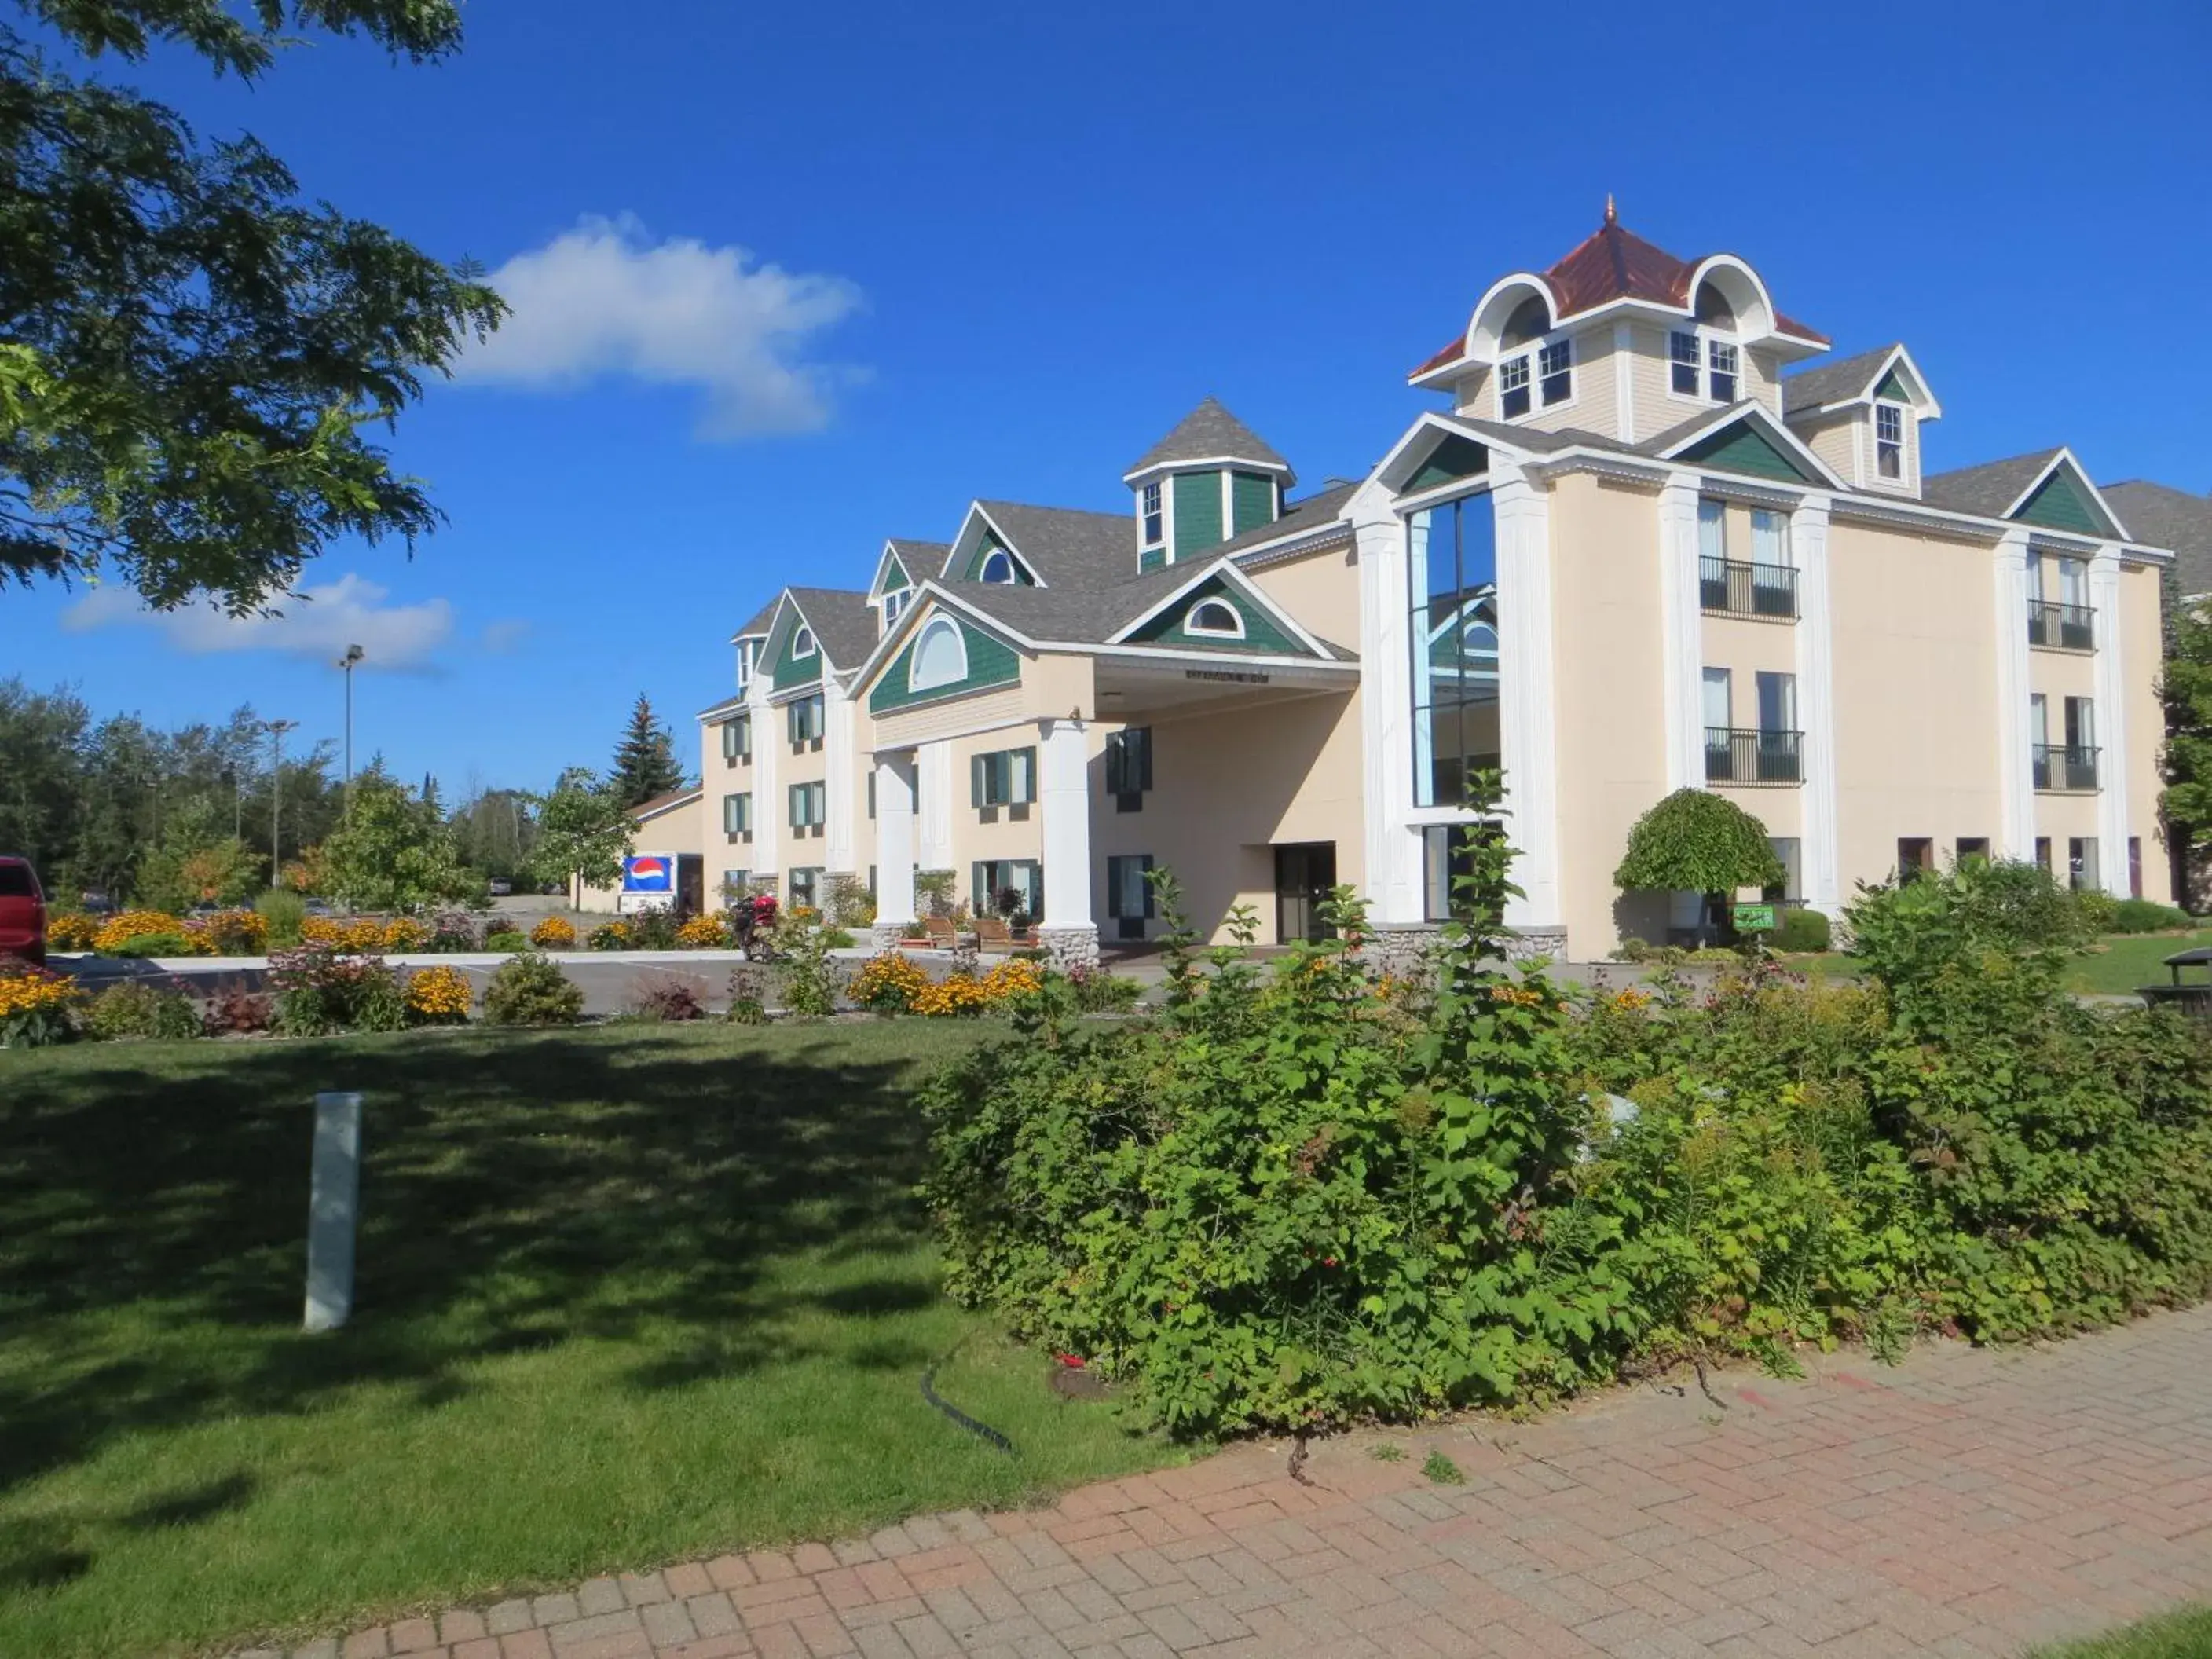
1122, 397, 1293, 482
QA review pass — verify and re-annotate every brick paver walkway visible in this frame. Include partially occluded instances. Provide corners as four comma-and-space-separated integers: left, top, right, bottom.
245, 1306, 2212, 1659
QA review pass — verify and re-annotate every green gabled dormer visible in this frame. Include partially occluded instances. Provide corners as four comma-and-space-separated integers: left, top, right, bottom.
1122, 397, 1295, 572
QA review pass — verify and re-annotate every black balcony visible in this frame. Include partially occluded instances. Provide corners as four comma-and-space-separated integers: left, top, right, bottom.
2032, 742, 2100, 791
1700, 556, 1798, 621
1705, 727, 1802, 786
2028, 601, 2095, 650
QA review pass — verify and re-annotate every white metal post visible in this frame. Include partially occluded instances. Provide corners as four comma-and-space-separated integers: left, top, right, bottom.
304, 1091, 363, 1332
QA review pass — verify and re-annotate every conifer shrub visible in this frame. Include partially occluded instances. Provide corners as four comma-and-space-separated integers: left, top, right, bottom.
482, 953, 584, 1027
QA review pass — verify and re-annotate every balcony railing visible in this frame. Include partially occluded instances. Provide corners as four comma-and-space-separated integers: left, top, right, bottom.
1700, 556, 1798, 621
2028, 601, 2095, 650
1705, 727, 1802, 786
2032, 742, 2100, 792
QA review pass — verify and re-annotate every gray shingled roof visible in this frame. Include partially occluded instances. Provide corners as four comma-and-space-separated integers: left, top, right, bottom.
1922, 450, 2067, 519
734, 599, 778, 637
884, 539, 947, 578
1782, 345, 1902, 415
785, 587, 877, 669
2106, 481, 2212, 593
965, 500, 1137, 589
1211, 483, 1357, 559
1123, 397, 1291, 478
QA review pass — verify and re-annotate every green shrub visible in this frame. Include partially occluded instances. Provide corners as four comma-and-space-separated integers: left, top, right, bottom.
2109, 898, 2193, 934
255, 888, 308, 949
621, 907, 682, 950
1068, 966, 1143, 1013
107, 932, 190, 958
778, 926, 841, 1019
85, 982, 203, 1042
482, 929, 530, 953
482, 953, 584, 1026
921, 776, 1630, 1437
267, 943, 408, 1035
1773, 907, 1832, 953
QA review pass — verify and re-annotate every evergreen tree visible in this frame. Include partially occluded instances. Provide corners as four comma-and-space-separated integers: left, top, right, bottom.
608, 695, 687, 808
2161, 595, 2212, 909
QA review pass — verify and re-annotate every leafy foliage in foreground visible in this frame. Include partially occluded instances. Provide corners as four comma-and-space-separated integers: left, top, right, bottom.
924, 793, 2212, 1438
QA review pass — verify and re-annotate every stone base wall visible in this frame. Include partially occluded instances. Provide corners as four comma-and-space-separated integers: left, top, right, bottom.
1034, 925, 1101, 972
1360, 923, 1569, 977
869, 922, 912, 952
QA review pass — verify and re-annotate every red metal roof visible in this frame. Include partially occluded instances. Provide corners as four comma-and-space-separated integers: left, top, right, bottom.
1409, 214, 1829, 381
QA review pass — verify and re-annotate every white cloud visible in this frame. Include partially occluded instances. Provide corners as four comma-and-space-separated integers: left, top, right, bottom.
64, 574, 456, 669
455, 214, 865, 438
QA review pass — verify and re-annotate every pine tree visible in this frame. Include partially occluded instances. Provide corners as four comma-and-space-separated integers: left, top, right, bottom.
609, 694, 687, 808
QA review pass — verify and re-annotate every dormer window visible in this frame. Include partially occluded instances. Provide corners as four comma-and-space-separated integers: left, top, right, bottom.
1707, 339, 1739, 403
1670, 331, 1699, 394
1185, 598, 1244, 639
980, 549, 1016, 584
1875, 403, 1904, 480
1539, 339, 1573, 406
735, 641, 754, 688
1499, 354, 1532, 419
1141, 482, 1163, 548
883, 588, 910, 628
792, 625, 816, 660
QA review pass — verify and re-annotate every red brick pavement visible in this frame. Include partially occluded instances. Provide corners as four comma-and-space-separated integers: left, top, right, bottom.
239, 1304, 2212, 1658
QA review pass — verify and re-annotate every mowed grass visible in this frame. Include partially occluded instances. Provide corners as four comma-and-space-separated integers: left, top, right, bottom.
2065, 930, 2212, 995
0, 1024, 1186, 1658
2035, 1604, 2212, 1656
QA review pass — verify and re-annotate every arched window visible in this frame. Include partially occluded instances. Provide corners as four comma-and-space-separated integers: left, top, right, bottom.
1185, 598, 1245, 639
1500, 295, 1552, 348
980, 549, 1016, 584
909, 617, 968, 691
792, 625, 817, 659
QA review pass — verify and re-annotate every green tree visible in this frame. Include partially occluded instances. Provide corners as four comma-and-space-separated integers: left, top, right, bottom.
527, 767, 635, 894
317, 770, 480, 911
134, 798, 262, 910
608, 694, 687, 808
449, 786, 538, 883
1, 1, 504, 610
2161, 595, 2212, 910
1614, 787, 1785, 944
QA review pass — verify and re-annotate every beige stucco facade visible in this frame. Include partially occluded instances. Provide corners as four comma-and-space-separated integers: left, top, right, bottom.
663, 218, 2182, 965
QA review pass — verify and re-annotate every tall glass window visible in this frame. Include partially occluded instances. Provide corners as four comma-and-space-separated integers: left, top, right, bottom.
1408, 493, 1500, 808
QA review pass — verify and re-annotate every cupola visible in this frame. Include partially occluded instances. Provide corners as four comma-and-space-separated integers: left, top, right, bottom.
1122, 397, 1295, 571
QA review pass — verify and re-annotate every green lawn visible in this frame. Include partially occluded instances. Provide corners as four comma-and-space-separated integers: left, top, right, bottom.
0, 1024, 1185, 1659
2035, 1605, 2212, 1656
2064, 931, 2212, 995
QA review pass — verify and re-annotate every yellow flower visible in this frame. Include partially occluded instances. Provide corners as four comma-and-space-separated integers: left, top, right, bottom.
911, 973, 993, 1016
381, 917, 430, 952
46, 913, 100, 950
93, 910, 181, 952
530, 917, 577, 949
675, 914, 729, 949
980, 958, 1042, 1001
851, 952, 930, 1012
0, 966, 79, 1019
301, 916, 343, 947
404, 964, 473, 1022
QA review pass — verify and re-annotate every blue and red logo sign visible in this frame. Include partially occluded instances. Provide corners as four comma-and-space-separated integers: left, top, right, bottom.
621, 855, 673, 892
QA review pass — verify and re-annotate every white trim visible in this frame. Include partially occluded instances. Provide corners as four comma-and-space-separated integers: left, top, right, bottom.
792, 625, 817, 661
822, 673, 856, 876
1492, 462, 1561, 930
1650, 401, 1849, 492
1038, 717, 1093, 930
1995, 449, 2130, 541
1183, 598, 1246, 639
1613, 320, 1635, 443
2091, 544, 2132, 896
745, 664, 781, 879
1785, 343, 1944, 421
869, 543, 914, 600
1657, 478, 1707, 789
907, 615, 969, 691
629, 789, 703, 823
872, 750, 917, 928
950, 503, 1050, 589
918, 739, 954, 870
1994, 529, 2037, 860
1121, 452, 1293, 485
1105, 557, 1335, 657
1348, 483, 1423, 925
978, 549, 1018, 586
1793, 495, 1841, 914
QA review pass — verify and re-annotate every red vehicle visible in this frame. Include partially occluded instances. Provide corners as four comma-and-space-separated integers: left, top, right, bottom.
0, 856, 46, 967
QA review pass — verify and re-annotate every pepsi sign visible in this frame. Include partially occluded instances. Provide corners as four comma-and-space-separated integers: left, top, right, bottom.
621, 854, 674, 893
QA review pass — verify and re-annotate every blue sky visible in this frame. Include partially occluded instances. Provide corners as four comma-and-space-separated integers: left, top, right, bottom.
13, 0, 2211, 794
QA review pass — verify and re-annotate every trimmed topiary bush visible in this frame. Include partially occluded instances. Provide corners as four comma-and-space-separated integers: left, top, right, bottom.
1614, 789, 1785, 944
2110, 897, 2194, 934
1773, 907, 1832, 953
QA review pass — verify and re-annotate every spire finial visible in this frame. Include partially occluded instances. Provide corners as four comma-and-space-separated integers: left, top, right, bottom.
1604, 192, 1617, 227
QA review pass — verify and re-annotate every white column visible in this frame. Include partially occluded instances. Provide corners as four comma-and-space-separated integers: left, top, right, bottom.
1613, 321, 1636, 444
870, 749, 917, 946
304, 1091, 362, 1333
748, 683, 781, 882
1656, 478, 1706, 791
2092, 544, 2132, 895
1793, 495, 1841, 914
1350, 491, 1424, 925
1036, 716, 1096, 963
822, 674, 856, 875
917, 739, 954, 873
1492, 461, 1561, 929
1992, 529, 2037, 862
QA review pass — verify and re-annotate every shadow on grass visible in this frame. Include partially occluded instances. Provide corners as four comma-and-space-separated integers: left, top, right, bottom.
0, 1028, 948, 1506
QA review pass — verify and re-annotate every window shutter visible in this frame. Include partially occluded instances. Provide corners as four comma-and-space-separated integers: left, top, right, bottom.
971, 861, 988, 910
1135, 728, 1152, 791
1013, 747, 1035, 804
971, 754, 985, 808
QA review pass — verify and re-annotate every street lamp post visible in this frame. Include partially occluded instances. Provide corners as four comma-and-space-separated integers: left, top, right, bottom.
267, 719, 299, 881
338, 644, 364, 819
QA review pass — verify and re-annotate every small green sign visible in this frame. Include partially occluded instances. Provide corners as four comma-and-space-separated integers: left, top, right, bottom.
1733, 903, 1778, 933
